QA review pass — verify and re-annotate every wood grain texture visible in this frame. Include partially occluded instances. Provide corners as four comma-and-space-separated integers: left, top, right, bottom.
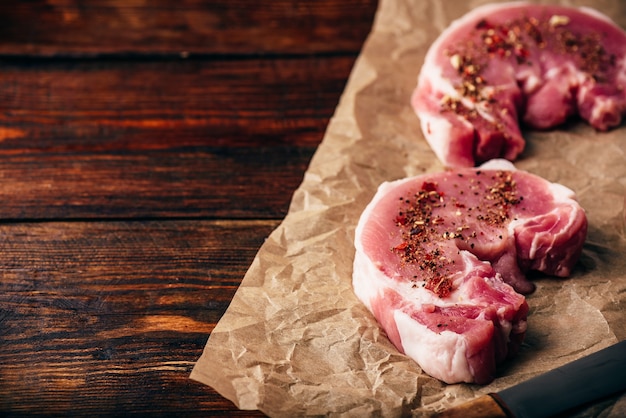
0, 56, 357, 220
0, 0, 378, 56
0, 0, 378, 415
0, 220, 278, 416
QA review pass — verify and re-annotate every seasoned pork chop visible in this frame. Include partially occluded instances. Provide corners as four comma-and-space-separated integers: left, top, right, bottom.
412, 3, 626, 167
352, 160, 587, 383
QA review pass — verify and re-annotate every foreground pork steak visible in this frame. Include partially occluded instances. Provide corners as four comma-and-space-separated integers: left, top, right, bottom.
352, 160, 587, 383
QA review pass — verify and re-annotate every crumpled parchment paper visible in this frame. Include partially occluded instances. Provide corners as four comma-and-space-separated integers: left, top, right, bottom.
191, 0, 626, 416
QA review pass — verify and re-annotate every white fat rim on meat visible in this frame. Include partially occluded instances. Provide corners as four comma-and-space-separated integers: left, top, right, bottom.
353, 246, 482, 383
394, 310, 474, 383
479, 158, 516, 171
419, 114, 454, 165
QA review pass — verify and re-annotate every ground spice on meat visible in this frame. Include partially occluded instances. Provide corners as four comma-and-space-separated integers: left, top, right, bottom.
440, 13, 615, 121
391, 171, 523, 297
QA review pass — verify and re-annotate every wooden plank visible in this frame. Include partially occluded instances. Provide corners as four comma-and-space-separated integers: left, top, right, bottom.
0, 219, 277, 416
0, 56, 357, 220
0, 147, 314, 220
0, 57, 350, 148
0, 0, 377, 56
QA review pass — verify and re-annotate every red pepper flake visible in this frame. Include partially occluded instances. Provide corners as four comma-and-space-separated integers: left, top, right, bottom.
395, 215, 407, 225
422, 181, 438, 192
394, 242, 408, 251
425, 276, 453, 298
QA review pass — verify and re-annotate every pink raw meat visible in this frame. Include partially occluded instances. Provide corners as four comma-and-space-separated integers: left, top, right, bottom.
412, 2, 626, 167
352, 160, 587, 383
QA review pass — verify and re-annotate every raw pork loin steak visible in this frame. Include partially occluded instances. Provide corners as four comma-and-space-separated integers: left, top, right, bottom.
352, 160, 587, 384
412, 3, 626, 167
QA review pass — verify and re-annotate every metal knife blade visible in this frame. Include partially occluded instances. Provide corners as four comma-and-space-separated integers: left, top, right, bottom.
434, 340, 626, 418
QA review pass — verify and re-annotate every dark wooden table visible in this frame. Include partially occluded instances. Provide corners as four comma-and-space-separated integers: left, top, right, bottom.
0, 1, 378, 416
